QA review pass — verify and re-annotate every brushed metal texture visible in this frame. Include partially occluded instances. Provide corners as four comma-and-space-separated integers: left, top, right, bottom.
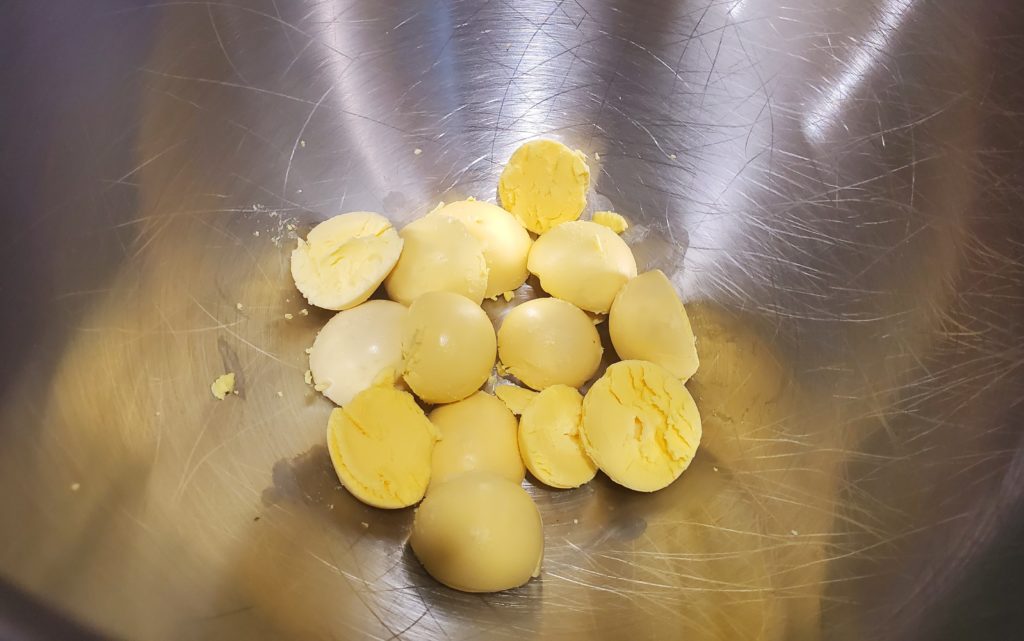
2, 1, 1023, 639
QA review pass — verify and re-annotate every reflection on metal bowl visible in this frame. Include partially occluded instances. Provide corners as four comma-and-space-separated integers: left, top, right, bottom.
2, 0, 1023, 640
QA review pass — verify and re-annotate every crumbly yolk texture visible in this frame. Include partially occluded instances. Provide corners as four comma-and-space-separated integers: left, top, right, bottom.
291, 212, 403, 311
518, 385, 596, 489
581, 360, 701, 492
609, 270, 699, 381
592, 210, 629, 234
326, 386, 439, 509
498, 139, 591, 234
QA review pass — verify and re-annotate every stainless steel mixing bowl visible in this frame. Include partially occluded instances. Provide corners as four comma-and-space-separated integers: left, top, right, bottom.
2, 0, 1023, 639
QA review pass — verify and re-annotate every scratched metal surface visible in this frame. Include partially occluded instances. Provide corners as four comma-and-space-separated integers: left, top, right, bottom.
2, 0, 1024, 639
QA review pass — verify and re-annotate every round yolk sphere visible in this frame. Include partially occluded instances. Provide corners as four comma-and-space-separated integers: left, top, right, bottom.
290, 211, 403, 311
385, 215, 488, 306
410, 471, 543, 592
402, 291, 497, 404
609, 269, 699, 381
429, 392, 524, 485
430, 199, 532, 299
309, 300, 406, 406
581, 360, 702, 492
518, 385, 596, 489
497, 297, 602, 390
527, 220, 638, 314
498, 139, 591, 234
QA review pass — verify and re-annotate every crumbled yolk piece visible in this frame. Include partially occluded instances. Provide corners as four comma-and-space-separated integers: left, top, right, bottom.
581, 360, 701, 492
498, 139, 590, 234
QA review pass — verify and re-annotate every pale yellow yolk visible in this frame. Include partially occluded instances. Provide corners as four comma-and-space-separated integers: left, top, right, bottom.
309, 300, 406, 406
326, 386, 439, 509
384, 215, 488, 306
581, 360, 701, 492
402, 291, 496, 404
430, 199, 532, 299
210, 373, 235, 400
609, 270, 699, 381
410, 471, 543, 593
429, 392, 524, 485
527, 220, 637, 313
498, 139, 591, 234
494, 384, 539, 415
290, 212, 403, 311
592, 210, 629, 234
518, 385, 596, 489
497, 297, 602, 391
